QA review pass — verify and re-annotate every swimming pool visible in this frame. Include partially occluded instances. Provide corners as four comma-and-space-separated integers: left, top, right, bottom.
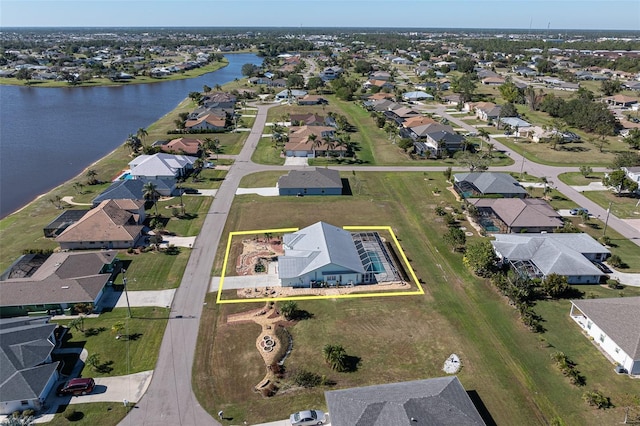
480, 219, 499, 232
366, 251, 385, 273
113, 170, 133, 182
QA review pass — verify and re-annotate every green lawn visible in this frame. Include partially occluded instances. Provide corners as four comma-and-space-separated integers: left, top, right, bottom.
580, 190, 640, 219
238, 171, 283, 188
55, 307, 168, 377
194, 171, 636, 426
117, 248, 190, 291
558, 172, 606, 186
45, 403, 130, 426
251, 137, 285, 165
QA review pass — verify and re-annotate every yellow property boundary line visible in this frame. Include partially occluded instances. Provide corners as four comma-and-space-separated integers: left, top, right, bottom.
215, 225, 424, 304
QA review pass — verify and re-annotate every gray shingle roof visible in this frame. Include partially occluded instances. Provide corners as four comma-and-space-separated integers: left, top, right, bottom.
278, 168, 342, 190
279, 222, 365, 279
92, 179, 146, 205
571, 297, 640, 359
0, 251, 116, 307
325, 376, 485, 426
454, 172, 528, 196
492, 233, 609, 277
0, 317, 59, 402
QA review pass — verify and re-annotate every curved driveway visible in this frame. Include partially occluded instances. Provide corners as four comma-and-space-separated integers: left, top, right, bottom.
121, 99, 640, 426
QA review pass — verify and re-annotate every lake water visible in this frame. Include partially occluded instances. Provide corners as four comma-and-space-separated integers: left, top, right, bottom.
0, 53, 262, 218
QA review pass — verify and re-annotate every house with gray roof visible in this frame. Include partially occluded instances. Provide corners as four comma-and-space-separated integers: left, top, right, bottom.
0, 251, 119, 317
0, 316, 60, 414
570, 297, 640, 375
92, 179, 147, 207
491, 233, 610, 284
278, 168, 343, 196
468, 198, 563, 233
454, 172, 528, 199
324, 376, 486, 426
279, 222, 366, 287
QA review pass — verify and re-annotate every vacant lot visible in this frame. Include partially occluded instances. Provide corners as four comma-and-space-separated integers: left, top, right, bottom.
195, 171, 638, 426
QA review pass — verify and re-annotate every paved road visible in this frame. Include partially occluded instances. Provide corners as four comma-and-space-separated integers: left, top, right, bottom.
121, 93, 640, 425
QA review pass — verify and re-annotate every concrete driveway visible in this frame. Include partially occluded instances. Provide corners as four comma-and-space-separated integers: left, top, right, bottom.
236, 187, 279, 196
115, 289, 176, 308
210, 274, 280, 291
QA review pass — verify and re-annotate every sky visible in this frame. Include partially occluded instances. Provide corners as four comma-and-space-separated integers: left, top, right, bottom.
1, 0, 639, 31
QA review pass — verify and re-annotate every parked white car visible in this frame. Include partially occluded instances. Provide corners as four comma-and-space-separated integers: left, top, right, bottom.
290, 409, 326, 425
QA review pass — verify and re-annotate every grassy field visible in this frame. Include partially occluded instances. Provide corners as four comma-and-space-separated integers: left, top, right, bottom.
44, 403, 130, 426
557, 172, 606, 186
193, 171, 639, 426
580, 190, 640, 219
55, 307, 169, 377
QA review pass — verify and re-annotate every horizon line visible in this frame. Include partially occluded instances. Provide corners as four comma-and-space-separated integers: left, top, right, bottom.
2, 25, 640, 33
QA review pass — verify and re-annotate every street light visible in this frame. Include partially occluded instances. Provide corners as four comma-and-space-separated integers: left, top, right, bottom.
122, 268, 132, 318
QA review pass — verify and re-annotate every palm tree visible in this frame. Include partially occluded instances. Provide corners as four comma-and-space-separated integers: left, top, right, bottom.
307, 133, 318, 152
485, 142, 495, 159
477, 128, 490, 151
323, 344, 348, 372
540, 176, 553, 200
143, 182, 160, 216
136, 127, 148, 146
111, 321, 125, 339
280, 301, 297, 320
86, 169, 98, 185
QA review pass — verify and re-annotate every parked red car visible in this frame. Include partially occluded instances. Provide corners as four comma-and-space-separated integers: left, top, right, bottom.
57, 378, 95, 396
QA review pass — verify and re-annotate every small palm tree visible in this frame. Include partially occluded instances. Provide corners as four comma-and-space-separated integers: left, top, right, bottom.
280, 301, 297, 320
323, 344, 347, 372
112, 321, 125, 339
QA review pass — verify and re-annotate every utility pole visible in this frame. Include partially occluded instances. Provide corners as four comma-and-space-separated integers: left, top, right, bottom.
122, 268, 132, 318
603, 201, 612, 237
520, 156, 526, 179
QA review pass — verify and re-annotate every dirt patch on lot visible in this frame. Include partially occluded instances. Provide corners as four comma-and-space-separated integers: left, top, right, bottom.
236, 238, 284, 276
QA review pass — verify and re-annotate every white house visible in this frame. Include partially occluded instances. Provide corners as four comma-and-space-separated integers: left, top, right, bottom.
128, 153, 196, 195
570, 297, 640, 375
278, 222, 366, 287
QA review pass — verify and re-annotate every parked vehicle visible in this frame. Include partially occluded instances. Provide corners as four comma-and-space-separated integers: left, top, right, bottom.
57, 378, 95, 396
569, 208, 589, 216
290, 409, 326, 426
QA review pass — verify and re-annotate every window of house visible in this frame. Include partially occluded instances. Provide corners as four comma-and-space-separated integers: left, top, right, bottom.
21, 401, 28, 406
326, 275, 336, 281
599, 334, 605, 343
615, 347, 620, 353
587, 321, 592, 329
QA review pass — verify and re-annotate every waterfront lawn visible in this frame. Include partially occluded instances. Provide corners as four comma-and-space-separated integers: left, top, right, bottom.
46, 403, 129, 426
196, 171, 629, 426
55, 307, 168, 377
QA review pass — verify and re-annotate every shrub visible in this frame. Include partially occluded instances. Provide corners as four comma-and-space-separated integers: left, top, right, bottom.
600, 235, 611, 246
608, 254, 623, 267
582, 390, 611, 409
65, 409, 84, 421
22, 410, 35, 418
292, 369, 322, 388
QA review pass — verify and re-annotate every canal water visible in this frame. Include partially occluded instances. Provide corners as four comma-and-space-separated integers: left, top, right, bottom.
0, 53, 262, 218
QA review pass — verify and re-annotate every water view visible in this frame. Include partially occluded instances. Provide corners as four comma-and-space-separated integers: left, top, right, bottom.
0, 53, 262, 218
